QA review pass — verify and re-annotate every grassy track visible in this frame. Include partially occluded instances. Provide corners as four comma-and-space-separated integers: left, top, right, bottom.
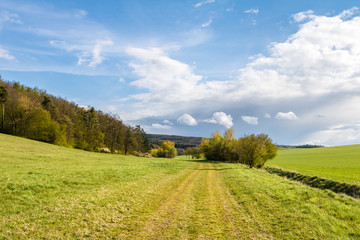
268, 145, 360, 185
1, 133, 360, 239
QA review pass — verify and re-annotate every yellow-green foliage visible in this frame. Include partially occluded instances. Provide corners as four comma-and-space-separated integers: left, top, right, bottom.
151, 140, 177, 158
201, 129, 277, 168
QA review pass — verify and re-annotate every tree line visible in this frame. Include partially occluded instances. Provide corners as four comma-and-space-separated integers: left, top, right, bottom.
185, 129, 277, 168
0, 77, 150, 154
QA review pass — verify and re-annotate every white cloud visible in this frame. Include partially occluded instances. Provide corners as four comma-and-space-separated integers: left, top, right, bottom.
0, 10, 23, 29
78, 40, 114, 67
204, 112, 233, 129
151, 123, 172, 130
79, 105, 90, 111
241, 116, 258, 125
304, 122, 360, 146
177, 113, 198, 126
0, 46, 15, 60
275, 112, 298, 120
194, 0, 215, 8
244, 9, 259, 14
120, 8, 360, 146
292, 10, 315, 22
106, 105, 117, 112
338, 7, 358, 19
201, 19, 213, 28
163, 120, 173, 125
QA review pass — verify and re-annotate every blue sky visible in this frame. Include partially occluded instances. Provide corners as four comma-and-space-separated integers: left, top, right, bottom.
1, 0, 360, 146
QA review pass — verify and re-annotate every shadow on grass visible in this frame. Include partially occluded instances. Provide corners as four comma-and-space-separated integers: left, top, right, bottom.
266, 166, 360, 199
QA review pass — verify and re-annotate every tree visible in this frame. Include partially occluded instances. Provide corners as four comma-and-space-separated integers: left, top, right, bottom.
0, 86, 8, 131
124, 128, 135, 155
152, 141, 177, 158
236, 134, 277, 168
200, 129, 277, 168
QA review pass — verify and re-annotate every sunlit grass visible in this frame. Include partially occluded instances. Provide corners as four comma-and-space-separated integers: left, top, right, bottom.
1, 133, 360, 239
267, 145, 360, 185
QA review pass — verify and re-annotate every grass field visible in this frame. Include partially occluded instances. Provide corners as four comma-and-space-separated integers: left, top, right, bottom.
267, 145, 360, 185
1, 133, 360, 239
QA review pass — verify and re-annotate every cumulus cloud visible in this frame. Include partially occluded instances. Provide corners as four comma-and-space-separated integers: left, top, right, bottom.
177, 113, 198, 126
194, 0, 215, 8
241, 116, 258, 125
0, 46, 15, 60
204, 112, 233, 129
275, 112, 298, 120
122, 8, 360, 145
244, 9, 259, 14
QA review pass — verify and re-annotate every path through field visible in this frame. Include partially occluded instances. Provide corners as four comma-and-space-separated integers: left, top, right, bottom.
133, 162, 264, 239
1, 134, 360, 239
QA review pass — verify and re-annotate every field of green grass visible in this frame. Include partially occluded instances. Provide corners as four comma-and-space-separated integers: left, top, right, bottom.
267, 145, 360, 185
1, 133, 360, 239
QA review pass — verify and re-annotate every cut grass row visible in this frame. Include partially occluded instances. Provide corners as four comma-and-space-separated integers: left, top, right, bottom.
267, 145, 360, 185
1, 133, 360, 239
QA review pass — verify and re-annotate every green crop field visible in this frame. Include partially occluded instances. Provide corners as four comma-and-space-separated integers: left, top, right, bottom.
267, 145, 360, 185
1, 133, 360, 239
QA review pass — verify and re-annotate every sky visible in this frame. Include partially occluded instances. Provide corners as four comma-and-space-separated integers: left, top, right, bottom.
1, 0, 360, 146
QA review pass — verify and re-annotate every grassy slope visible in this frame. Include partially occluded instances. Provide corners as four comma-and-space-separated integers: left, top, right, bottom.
267, 145, 360, 185
1, 133, 360, 239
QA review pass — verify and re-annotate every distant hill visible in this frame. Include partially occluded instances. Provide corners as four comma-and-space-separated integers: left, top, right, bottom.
277, 144, 324, 149
147, 134, 203, 153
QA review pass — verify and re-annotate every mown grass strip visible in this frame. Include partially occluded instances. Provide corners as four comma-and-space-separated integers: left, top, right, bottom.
265, 166, 360, 198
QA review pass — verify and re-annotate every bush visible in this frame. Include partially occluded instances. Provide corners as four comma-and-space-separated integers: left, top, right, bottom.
236, 134, 277, 168
201, 129, 277, 168
150, 141, 177, 158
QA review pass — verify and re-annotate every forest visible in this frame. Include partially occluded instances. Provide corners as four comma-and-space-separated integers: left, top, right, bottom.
0, 77, 150, 154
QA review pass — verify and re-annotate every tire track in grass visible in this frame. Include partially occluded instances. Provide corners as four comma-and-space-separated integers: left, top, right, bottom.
197, 163, 265, 239
134, 163, 204, 239
133, 161, 268, 239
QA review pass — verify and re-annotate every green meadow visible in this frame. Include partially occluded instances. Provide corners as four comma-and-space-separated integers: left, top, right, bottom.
268, 145, 360, 185
1, 133, 360, 239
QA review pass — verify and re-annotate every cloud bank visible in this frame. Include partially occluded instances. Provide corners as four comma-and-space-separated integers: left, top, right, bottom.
122, 8, 360, 145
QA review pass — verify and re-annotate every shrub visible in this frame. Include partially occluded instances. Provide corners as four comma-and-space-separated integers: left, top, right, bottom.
150, 140, 177, 158
201, 129, 277, 168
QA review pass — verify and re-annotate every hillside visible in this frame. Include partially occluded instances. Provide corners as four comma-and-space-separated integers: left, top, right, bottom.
0, 79, 150, 154
268, 145, 360, 185
147, 134, 202, 152
1, 133, 360, 239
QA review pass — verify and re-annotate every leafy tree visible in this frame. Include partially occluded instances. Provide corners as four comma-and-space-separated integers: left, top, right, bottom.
152, 141, 177, 158
124, 128, 135, 155
201, 129, 277, 168
0, 85, 8, 131
236, 134, 277, 168
0, 78, 151, 154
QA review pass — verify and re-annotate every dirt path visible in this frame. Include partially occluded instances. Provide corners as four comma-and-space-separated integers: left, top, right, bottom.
132, 161, 259, 239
